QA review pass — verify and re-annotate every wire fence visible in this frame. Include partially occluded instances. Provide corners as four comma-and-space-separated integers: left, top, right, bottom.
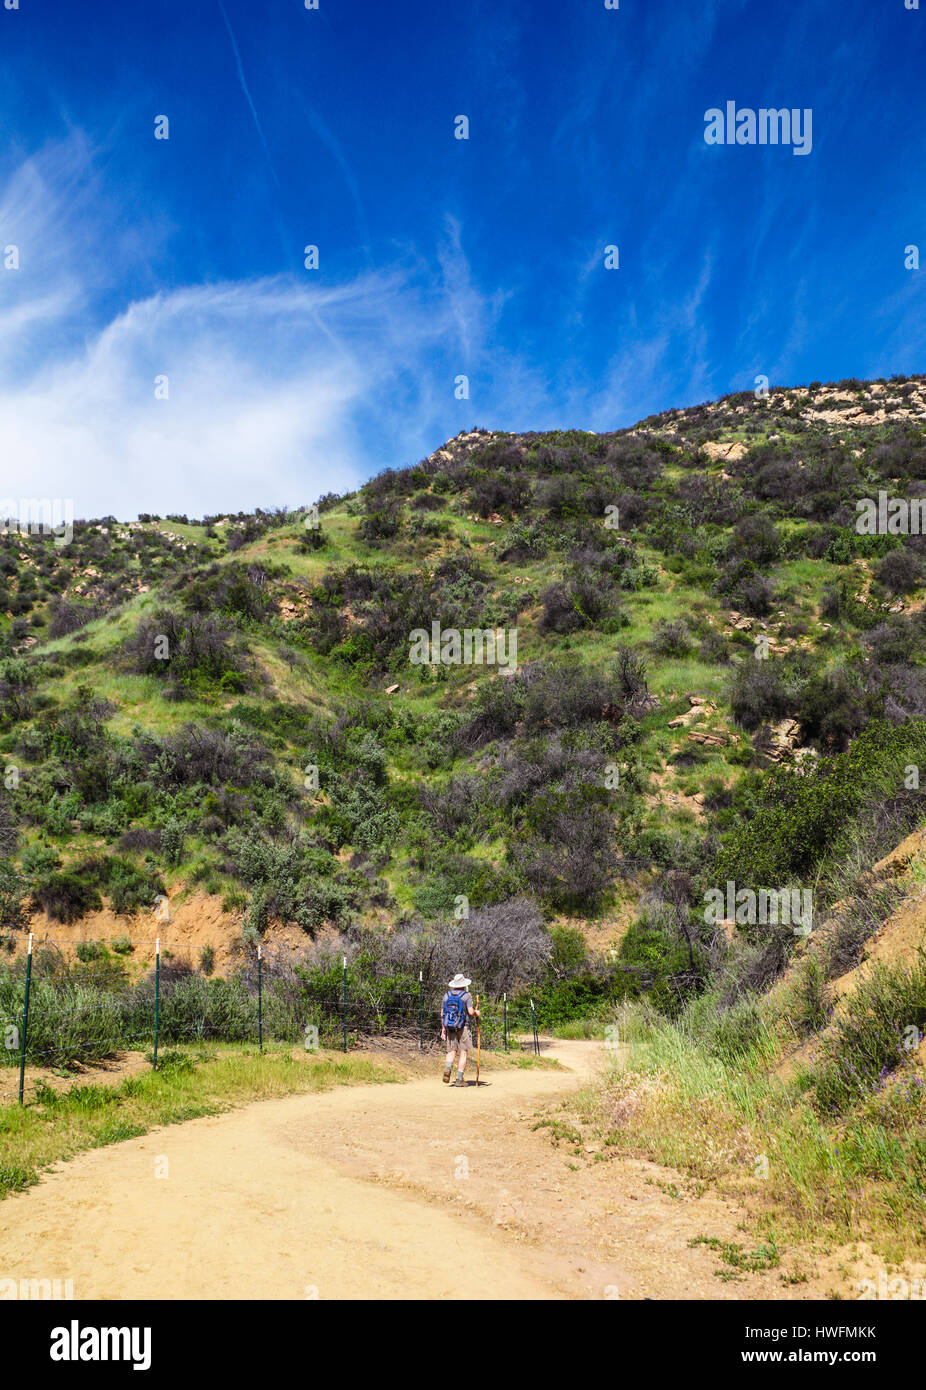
0, 934, 543, 1104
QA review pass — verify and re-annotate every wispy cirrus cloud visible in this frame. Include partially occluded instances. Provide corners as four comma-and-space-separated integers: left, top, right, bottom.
215, 0, 281, 190
0, 130, 733, 521
0, 266, 485, 520
0, 137, 544, 518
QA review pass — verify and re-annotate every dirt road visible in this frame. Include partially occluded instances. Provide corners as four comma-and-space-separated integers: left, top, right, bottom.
0, 1041, 835, 1299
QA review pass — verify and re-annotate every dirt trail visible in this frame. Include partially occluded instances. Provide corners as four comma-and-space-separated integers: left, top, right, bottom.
0, 1041, 834, 1300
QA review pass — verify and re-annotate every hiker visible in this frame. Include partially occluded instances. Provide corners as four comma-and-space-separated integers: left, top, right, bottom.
441, 973, 480, 1087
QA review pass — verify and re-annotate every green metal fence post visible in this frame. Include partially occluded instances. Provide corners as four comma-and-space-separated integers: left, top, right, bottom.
418, 970, 423, 1051
153, 937, 161, 1070
503, 992, 508, 1052
530, 997, 539, 1056
341, 955, 348, 1053
257, 942, 263, 1053
17, 932, 33, 1104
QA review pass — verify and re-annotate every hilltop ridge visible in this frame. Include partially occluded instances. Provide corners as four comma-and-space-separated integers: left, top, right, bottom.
1, 369, 926, 1017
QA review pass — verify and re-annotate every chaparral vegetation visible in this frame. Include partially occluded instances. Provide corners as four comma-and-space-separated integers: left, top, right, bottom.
3, 374, 926, 1259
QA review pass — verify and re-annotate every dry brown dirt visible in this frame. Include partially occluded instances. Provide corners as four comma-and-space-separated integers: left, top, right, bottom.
8, 892, 348, 976
0, 1039, 853, 1300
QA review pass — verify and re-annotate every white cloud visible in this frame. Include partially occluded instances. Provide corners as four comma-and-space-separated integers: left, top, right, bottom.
0, 139, 533, 519
0, 267, 479, 518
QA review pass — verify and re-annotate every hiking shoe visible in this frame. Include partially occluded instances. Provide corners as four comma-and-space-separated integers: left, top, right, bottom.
442, 1067, 452, 1084
451, 1075, 466, 1087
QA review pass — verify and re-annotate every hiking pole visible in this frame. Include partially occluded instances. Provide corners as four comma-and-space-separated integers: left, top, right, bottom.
475, 994, 481, 1087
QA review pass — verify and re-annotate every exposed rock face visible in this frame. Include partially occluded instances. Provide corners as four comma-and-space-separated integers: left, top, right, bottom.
762, 718, 818, 763
702, 440, 747, 463
688, 730, 729, 748
668, 701, 715, 729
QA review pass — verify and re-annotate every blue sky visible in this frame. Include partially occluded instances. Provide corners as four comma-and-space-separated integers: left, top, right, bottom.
1, 0, 924, 519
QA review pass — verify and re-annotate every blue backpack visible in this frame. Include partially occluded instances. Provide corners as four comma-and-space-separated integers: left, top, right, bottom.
441, 991, 468, 1029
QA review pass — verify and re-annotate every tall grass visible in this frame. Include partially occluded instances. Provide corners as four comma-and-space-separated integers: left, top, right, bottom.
800, 956, 926, 1114
575, 992, 926, 1259
0, 970, 306, 1069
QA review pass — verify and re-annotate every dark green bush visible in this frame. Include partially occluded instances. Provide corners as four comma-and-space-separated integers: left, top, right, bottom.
32, 871, 102, 923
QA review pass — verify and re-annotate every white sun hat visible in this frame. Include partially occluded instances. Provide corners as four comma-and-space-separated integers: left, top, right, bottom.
448, 973, 471, 988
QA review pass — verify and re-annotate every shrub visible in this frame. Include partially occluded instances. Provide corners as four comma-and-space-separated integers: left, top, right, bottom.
698, 630, 730, 665
118, 828, 162, 853
547, 925, 588, 978
420, 773, 486, 838
410, 492, 444, 512
0, 860, 27, 929
714, 556, 776, 615
32, 871, 101, 923
357, 499, 403, 543
729, 661, 791, 730
820, 580, 880, 629
454, 651, 651, 749
323, 772, 399, 854
540, 572, 622, 635
299, 527, 328, 552
180, 561, 277, 623
124, 610, 246, 692
715, 720, 926, 888
510, 786, 618, 912
106, 859, 164, 915
0, 798, 17, 858
47, 599, 102, 639
160, 817, 186, 868
140, 723, 273, 791
795, 666, 872, 748
146, 973, 271, 1044
818, 877, 905, 980
0, 659, 38, 728
650, 619, 693, 658
0, 976, 130, 1065
498, 521, 548, 563
865, 613, 926, 666
615, 905, 701, 1018
729, 514, 781, 565
470, 471, 531, 517
790, 957, 831, 1036
380, 897, 551, 998
530, 971, 629, 1028
875, 548, 923, 595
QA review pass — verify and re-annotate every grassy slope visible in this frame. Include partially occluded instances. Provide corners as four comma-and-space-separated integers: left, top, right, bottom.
3, 375, 926, 1269
3, 375, 926, 930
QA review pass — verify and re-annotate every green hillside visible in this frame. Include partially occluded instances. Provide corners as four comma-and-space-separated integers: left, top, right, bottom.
3, 371, 926, 1023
